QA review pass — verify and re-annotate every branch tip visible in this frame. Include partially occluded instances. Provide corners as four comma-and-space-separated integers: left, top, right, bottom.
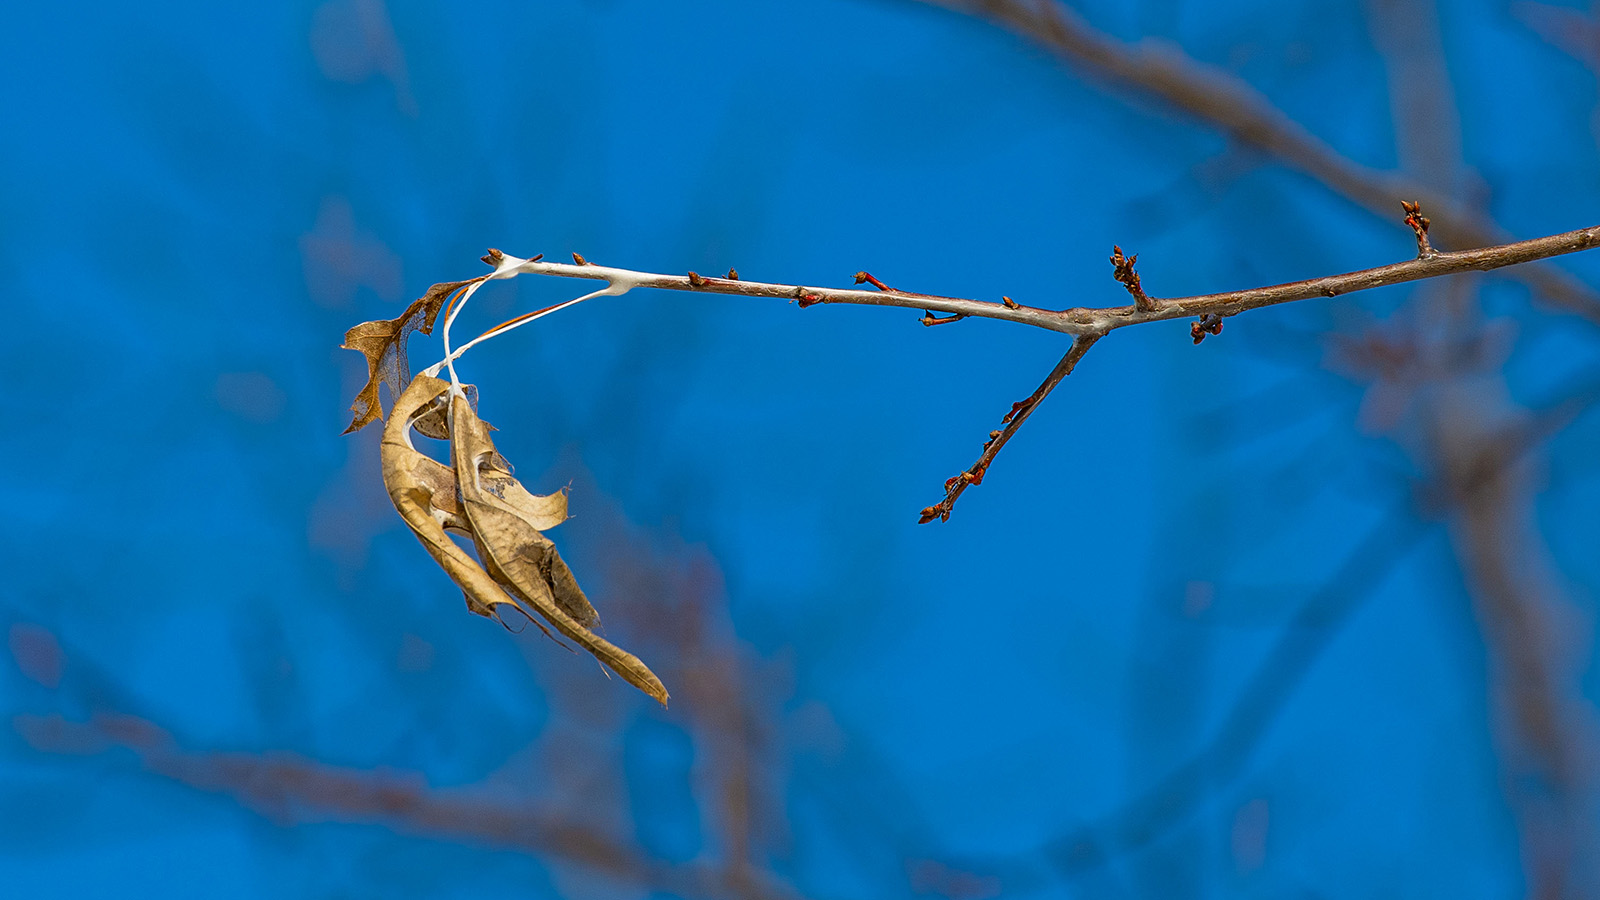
855, 270, 892, 292
1110, 245, 1157, 311
1402, 200, 1437, 258
921, 311, 967, 327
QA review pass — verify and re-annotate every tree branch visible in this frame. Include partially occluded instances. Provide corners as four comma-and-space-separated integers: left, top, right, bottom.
487, 221, 1600, 339
466, 214, 1598, 520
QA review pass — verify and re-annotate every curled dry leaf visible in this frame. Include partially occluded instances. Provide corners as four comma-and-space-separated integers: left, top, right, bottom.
381, 374, 530, 624
450, 394, 669, 705
342, 277, 483, 434
391, 386, 530, 624
450, 401, 573, 540
414, 381, 485, 441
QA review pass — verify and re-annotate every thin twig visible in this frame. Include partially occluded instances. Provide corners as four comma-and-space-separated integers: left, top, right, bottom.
1402, 200, 1437, 258
920, 335, 1100, 523
497, 222, 1600, 338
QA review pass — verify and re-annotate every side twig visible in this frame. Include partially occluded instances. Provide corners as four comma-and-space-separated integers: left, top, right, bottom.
919, 335, 1100, 523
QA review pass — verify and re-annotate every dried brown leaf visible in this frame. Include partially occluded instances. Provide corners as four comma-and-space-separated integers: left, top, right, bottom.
450, 394, 668, 705
451, 402, 570, 534
379, 374, 525, 625
342, 277, 482, 434
414, 382, 487, 440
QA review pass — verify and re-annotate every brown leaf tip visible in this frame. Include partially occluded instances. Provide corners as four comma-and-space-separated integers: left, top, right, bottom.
481, 248, 505, 266
341, 279, 471, 433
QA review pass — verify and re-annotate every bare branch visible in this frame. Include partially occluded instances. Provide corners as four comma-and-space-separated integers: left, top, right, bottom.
441, 213, 1598, 522
1057, 222, 1600, 333
499, 221, 1600, 339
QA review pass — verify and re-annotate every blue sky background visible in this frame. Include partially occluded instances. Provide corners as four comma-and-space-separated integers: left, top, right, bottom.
5, 0, 1600, 897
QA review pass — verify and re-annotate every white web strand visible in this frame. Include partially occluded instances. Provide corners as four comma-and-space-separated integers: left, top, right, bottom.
427, 266, 640, 380
438, 278, 491, 388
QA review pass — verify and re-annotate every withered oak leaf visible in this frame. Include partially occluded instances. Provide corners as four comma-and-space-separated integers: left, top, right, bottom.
381, 374, 531, 625
450, 393, 667, 705
342, 277, 482, 434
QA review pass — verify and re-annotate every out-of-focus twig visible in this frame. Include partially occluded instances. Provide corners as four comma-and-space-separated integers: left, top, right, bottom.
1370, 0, 1600, 891
1038, 373, 1600, 875
913, 0, 1600, 326
14, 713, 760, 898
1045, 507, 1429, 873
